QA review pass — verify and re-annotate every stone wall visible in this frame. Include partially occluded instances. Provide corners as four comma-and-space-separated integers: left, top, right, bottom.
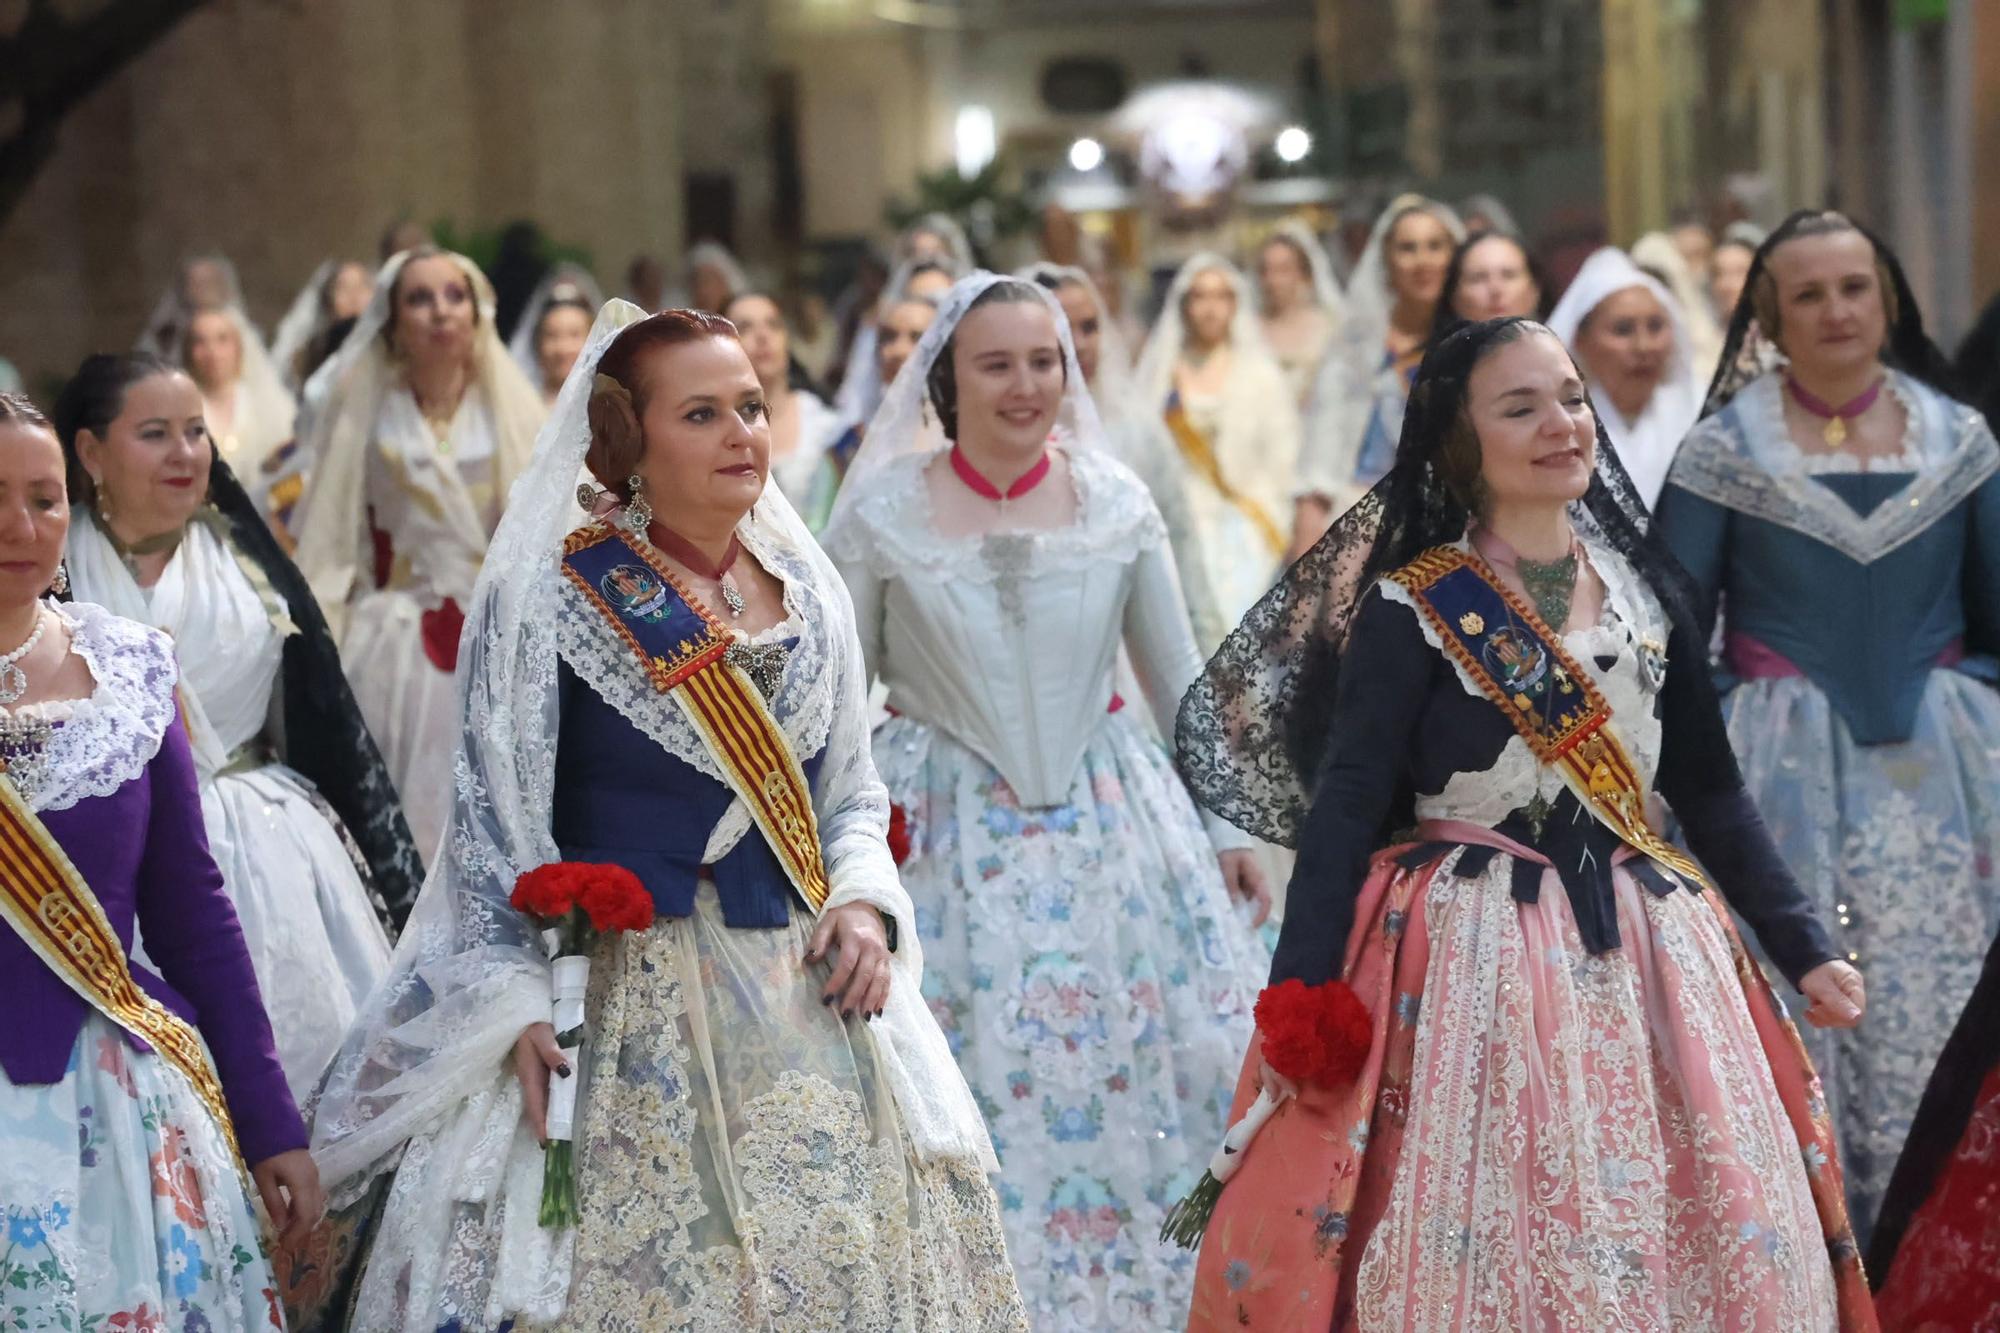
0, 0, 697, 391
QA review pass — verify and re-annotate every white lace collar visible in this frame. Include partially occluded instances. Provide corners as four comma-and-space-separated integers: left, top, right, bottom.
822, 447, 1165, 582
1668, 370, 1999, 564
16, 602, 180, 813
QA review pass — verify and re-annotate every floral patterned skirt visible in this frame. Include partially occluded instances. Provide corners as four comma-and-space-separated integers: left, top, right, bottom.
1725, 669, 2000, 1236
875, 713, 1266, 1332
554, 891, 1024, 1332
0, 1016, 280, 1333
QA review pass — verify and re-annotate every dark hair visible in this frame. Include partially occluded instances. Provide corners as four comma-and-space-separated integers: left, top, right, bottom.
300, 315, 358, 384
532, 285, 597, 348
924, 280, 1058, 441
585, 309, 740, 498
1429, 316, 1543, 512
1748, 210, 1898, 350
1430, 230, 1549, 346
722, 292, 823, 396
51, 353, 181, 506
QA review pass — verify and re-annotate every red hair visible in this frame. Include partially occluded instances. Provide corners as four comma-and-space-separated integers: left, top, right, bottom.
585, 309, 741, 497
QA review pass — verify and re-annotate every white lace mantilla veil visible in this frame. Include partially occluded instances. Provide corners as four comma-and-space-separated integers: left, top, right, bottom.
1131, 252, 1287, 413
310, 299, 995, 1319
1015, 260, 1139, 419
136, 253, 252, 359
1299, 194, 1465, 500
183, 304, 296, 457
506, 261, 606, 381
269, 259, 338, 387
832, 217, 979, 425
823, 271, 1106, 544
288, 248, 545, 639
1265, 217, 1347, 324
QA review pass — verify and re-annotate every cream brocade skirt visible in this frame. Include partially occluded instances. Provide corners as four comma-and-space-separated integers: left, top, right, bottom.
549, 887, 1026, 1332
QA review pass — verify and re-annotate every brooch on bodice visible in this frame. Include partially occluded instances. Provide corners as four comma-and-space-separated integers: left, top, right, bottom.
726, 639, 790, 700
979, 533, 1035, 627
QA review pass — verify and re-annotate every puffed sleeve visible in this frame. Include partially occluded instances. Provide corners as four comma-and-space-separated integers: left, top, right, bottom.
1121, 529, 1252, 854
1653, 620, 1837, 990
1270, 587, 1432, 987
134, 714, 307, 1165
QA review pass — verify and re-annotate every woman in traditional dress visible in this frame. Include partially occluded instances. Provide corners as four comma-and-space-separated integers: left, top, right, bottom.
1632, 229, 1727, 382
1547, 247, 1702, 506
1295, 195, 1464, 549
180, 305, 300, 521
0, 391, 322, 1330
1256, 221, 1344, 410
1177, 315, 1872, 1331
509, 264, 605, 409
56, 352, 417, 1100
1429, 230, 1545, 342
1868, 927, 2000, 1329
137, 253, 250, 361
270, 260, 375, 391
1134, 255, 1300, 640
723, 290, 847, 507
681, 241, 749, 315
824, 274, 1271, 1330
802, 286, 942, 532
288, 247, 544, 862
305, 302, 1022, 1331
1711, 222, 1766, 325
1655, 209, 2000, 1239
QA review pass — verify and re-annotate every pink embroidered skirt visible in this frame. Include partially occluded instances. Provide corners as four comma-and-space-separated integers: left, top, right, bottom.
1188, 830, 1874, 1332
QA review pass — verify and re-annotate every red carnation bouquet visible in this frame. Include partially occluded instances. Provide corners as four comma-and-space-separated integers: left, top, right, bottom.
1160, 978, 1371, 1248
510, 861, 655, 1229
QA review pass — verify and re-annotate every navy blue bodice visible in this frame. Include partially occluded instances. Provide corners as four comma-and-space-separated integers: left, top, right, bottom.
1658, 468, 2000, 746
552, 656, 822, 927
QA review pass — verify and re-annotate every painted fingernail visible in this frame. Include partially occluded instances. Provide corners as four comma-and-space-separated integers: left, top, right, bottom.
558, 1064, 572, 1078
841, 1008, 854, 1020
823, 994, 837, 1006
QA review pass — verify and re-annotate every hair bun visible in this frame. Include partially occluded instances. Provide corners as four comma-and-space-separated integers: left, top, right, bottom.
585, 372, 643, 496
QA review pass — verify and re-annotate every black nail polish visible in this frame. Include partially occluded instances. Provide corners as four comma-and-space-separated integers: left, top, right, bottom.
557, 1064, 571, 1078
823, 994, 837, 1006
841, 1008, 854, 1020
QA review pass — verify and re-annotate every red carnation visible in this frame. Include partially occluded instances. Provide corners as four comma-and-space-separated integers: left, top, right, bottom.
1254, 978, 1372, 1086
577, 865, 655, 934
887, 803, 913, 867
512, 863, 583, 919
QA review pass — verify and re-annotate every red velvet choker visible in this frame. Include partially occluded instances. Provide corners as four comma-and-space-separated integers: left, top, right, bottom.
647, 523, 746, 617
948, 445, 1052, 502
1785, 374, 1884, 448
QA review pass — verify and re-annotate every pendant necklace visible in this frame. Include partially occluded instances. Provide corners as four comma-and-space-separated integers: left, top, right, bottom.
648, 523, 748, 618
1786, 374, 1884, 449
103, 524, 186, 582
1474, 527, 1581, 635
0, 603, 48, 705
950, 445, 1052, 512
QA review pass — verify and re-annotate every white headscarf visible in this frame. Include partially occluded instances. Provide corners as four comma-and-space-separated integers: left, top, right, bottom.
1259, 219, 1346, 321
824, 271, 1101, 544
1016, 259, 1140, 416
1546, 246, 1703, 507
136, 253, 253, 360
832, 254, 960, 426
1630, 231, 1725, 382
175, 304, 297, 483
289, 249, 545, 632
1132, 253, 1287, 413
506, 262, 607, 385
1298, 195, 1465, 506
894, 213, 974, 275
310, 299, 994, 1322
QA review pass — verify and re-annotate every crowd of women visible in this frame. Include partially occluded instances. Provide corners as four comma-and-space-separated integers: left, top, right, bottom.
3, 192, 1999, 1333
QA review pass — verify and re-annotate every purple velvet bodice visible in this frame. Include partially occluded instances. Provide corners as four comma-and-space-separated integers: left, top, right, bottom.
0, 711, 306, 1165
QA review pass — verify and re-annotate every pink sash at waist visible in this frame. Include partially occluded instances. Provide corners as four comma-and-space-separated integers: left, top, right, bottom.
1725, 631, 1964, 680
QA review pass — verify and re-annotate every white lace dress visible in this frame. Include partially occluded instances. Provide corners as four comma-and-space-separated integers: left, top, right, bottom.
66, 514, 393, 1101
828, 449, 1270, 1332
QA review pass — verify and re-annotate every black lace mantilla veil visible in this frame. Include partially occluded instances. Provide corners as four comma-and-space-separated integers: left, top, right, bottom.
207, 459, 423, 929
1701, 208, 1959, 418
1175, 315, 1733, 847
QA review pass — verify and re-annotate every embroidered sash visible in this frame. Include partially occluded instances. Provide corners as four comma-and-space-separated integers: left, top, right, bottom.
0, 773, 244, 1165
1163, 392, 1286, 557
1385, 546, 1709, 888
561, 523, 829, 914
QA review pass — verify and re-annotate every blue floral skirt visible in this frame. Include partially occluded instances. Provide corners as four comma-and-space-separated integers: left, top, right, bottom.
0, 1015, 279, 1332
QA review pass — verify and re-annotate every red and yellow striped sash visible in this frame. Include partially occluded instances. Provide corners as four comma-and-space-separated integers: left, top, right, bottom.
0, 774, 244, 1164
1163, 396, 1286, 558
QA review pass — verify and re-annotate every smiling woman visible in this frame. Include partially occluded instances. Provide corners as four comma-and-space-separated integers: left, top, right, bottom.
824, 273, 1273, 1329
1177, 316, 1872, 1330
304, 301, 1023, 1332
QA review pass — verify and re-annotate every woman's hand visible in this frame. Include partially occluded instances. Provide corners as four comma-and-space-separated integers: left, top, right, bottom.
1256, 1058, 1299, 1102
512, 1020, 571, 1142
806, 903, 893, 1020
1800, 959, 1866, 1029
252, 1147, 325, 1251
1218, 850, 1272, 927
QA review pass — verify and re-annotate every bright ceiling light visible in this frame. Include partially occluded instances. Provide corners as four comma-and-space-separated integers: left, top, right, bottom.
1068, 137, 1105, 172
1275, 125, 1312, 164
956, 105, 997, 179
